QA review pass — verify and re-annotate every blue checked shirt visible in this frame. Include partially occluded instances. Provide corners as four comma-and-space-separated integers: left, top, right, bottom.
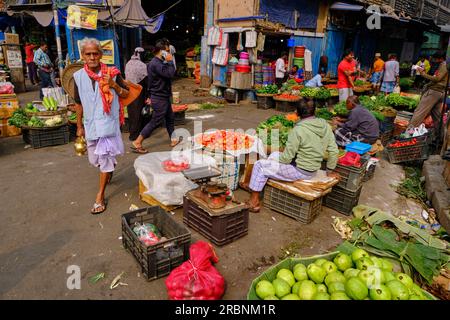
33, 48, 52, 69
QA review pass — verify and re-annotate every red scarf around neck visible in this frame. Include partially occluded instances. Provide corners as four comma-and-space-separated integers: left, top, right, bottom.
84, 62, 125, 125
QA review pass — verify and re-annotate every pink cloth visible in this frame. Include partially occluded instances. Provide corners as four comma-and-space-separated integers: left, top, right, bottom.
87, 134, 124, 173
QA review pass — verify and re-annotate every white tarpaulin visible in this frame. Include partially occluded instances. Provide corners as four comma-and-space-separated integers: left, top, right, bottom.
134, 150, 217, 206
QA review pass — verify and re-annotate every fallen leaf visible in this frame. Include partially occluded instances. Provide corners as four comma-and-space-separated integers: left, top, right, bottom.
110, 272, 124, 290
89, 272, 105, 284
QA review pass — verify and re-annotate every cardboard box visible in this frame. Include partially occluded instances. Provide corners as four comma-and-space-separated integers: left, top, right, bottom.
5, 33, 19, 45
0, 99, 19, 119
0, 118, 21, 137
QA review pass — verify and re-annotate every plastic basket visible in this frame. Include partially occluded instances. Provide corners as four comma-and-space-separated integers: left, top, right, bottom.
22, 125, 69, 149
121, 206, 191, 281
386, 138, 429, 164
183, 196, 249, 246
263, 184, 322, 224
380, 130, 394, 146
379, 116, 396, 133
256, 95, 275, 109
323, 186, 362, 216
345, 141, 372, 154
333, 156, 369, 192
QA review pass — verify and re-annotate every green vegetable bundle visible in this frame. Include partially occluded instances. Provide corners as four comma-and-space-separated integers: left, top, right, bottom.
315, 108, 333, 120
257, 84, 278, 94
8, 108, 29, 128
300, 87, 319, 98
354, 79, 367, 87
27, 116, 44, 127
314, 88, 331, 100
386, 93, 418, 110
257, 115, 295, 147
333, 102, 349, 116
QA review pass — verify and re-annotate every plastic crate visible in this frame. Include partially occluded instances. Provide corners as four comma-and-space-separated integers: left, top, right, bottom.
362, 163, 376, 182
345, 141, 372, 154
380, 129, 394, 146
386, 138, 429, 164
333, 156, 369, 192
263, 184, 322, 224
323, 186, 362, 216
256, 95, 274, 109
121, 206, 191, 281
22, 125, 69, 148
174, 111, 186, 126
379, 116, 395, 133
183, 196, 249, 246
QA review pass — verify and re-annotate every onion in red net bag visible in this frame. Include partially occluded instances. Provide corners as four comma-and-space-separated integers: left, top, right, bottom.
337, 151, 361, 168
165, 241, 225, 300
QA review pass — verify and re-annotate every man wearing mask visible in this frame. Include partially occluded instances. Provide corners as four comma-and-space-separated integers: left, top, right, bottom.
33, 42, 54, 99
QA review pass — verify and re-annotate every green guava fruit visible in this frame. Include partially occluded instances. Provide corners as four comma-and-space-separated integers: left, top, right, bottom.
330, 291, 351, 300
370, 257, 383, 269
328, 282, 346, 294
355, 257, 374, 271
381, 258, 394, 272
351, 248, 369, 263
324, 271, 346, 287
316, 284, 328, 293
293, 264, 308, 281
345, 277, 369, 300
282, 293, 300, 300
322, 261, 338, 274
314, 292, 330, 300
264, 295, 279, 300
292, 281, 302, 295
344, 268, 360, 279
307, 263, 326, 284
369, 285, 392, 300
277, 268, 296, 287
395, 272, 414, 289
298, 280, 317, 300
383, 271, 396, 283
272, 278, 291, 299
256, 280, 275, 299
333, 253, 353, 271
314, 258, 328, 266
386, 280, 410, 300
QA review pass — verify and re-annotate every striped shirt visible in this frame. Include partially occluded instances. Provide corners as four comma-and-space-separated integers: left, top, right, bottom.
33, 48, 52, 68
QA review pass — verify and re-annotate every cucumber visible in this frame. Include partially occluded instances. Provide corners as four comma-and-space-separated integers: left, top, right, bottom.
42, 97, 50, 110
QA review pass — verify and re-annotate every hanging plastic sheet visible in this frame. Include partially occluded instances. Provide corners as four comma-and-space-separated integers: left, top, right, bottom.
259, 0, 319, 29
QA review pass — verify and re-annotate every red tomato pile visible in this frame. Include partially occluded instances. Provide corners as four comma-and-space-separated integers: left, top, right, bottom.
324, 84, 338, 89
275, 94, 300, 101
196, 130, 255, 151
162, 159, 190, 172
389, 138, 418, 148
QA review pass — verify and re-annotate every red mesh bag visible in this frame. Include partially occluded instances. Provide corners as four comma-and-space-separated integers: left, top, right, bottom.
165, 241, 225, 300
338, 151, 361, 167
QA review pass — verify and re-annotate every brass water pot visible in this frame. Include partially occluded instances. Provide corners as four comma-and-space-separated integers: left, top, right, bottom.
74, 136, 87, 156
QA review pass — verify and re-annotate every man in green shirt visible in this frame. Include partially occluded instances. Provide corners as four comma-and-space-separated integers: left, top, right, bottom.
246, 100, 340, 212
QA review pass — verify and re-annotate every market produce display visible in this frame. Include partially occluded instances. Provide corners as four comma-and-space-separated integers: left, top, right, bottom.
257, 115, 296, 147
27, 116, 44, 128
388, 138, 419, 148
252, 248, 435, 300
329, 88, 339, 97
314, 87, 331, 100
25, 102, 39, 113
256, 84, 278, 95
300, 87, 319, 98
196, 130, 255, 151
273, 93, 301, 102
333, 101, 349, 116
386, 93, 419, 110
354, 79, 370, 87
315, 108, 334, 120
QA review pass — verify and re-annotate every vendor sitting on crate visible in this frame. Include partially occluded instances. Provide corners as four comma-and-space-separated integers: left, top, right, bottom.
244, 100, 340, 212
333, 96, 380, 147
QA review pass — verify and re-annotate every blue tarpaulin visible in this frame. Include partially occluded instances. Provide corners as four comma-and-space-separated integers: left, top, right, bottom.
260, 0, 319, 29
323, 28, 346, 77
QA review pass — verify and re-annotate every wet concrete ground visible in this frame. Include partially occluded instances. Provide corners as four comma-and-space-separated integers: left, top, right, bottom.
0, 79, 421, 299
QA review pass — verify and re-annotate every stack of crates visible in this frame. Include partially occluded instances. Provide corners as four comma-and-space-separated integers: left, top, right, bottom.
323, 156, 369, 215
378, 115, 395, 146
0, 96, 21, 138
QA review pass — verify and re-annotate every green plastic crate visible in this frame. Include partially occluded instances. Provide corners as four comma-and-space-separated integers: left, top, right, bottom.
247, 250, 438, 300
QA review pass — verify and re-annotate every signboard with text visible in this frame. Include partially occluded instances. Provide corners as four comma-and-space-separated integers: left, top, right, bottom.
67, 5, 98, 30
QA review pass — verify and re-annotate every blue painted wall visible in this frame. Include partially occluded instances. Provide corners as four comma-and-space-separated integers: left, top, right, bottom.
322, 29, 346, 77
293, 36, 323, 75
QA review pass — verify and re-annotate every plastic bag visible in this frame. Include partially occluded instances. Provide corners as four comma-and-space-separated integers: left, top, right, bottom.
165, 241, 225, 300
133, 222, 160, 246
0, 82, 14, 94
412, 124, 428, 137
337, 151, 361, 168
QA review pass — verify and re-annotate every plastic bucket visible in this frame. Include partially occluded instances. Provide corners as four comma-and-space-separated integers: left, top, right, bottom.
287, 38, 295, 48
293, 58, 304, 68
294, 46, 305, 58
240, 52, 250, 59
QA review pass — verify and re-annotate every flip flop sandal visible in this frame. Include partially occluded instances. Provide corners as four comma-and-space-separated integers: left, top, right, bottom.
245, 201, 261, 213
131, 146, 148, 154
91, 202, 107, 215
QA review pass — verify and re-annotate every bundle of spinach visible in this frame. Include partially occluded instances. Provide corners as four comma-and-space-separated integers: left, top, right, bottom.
386, 93, 418, 110
8, 108, 29, 128
333, 101, 349, 116
314, 87, 331, 100
257, 115, 295, 147
315, 108, 334, 120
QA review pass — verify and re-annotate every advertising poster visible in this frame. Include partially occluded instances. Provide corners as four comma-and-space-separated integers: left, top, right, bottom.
77, 39, 115, 65
6, 49, 23, 68
67, 5, 98, 30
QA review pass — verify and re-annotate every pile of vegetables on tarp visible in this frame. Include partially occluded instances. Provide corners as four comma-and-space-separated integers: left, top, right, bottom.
334, 205, 450, 285
257, 114, 298, 148
256, 84, 278, 95
385, 93, 419, 110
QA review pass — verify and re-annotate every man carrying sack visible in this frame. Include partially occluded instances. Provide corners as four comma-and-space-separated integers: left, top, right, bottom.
410, 51, 449, 138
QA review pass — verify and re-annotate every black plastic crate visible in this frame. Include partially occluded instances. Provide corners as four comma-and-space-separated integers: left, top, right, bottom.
333, 156, 369, 192
363, 163, 376, 182
380, 130, 394, 146
174, 111, 186, 126
274, 100, 297, 112
256, 95, 275, 109
379, 116, 396, 133
323, 186, 362, 216
386, 139, 429, 164
183, 196, 249, 246
121, 207, 191, 281
22, 125, 69, 149
263, 184, 322, 224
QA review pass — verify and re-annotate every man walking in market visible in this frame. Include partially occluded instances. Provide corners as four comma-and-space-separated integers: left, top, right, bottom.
33, 42, 54, 99
74, 37, 130, 214
337, 49, 357, 102
275, 52, 288, 88
24, 38, 38, 86
410, 51, 449, 138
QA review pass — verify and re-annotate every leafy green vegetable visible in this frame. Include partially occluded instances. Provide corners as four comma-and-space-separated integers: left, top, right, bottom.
354, 79, 367, 86
200, 103, 220, 110
27, 116, 44, 127
8, 108, 29, 128
333, 101, 349, 116
314, 87, 331, 100
315, 108, 333, 120
300, 87, 319, 98
395, 167, 427, 203
386, 93, 418, 110
257, 84, 278, 94
257, 115, 296, 147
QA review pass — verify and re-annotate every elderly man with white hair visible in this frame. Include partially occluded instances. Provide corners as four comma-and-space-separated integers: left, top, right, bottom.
74, 37, 129, 214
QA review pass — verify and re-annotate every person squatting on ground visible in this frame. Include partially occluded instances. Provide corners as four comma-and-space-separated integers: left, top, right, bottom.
334, 96, 380, 147
73, 37, 130, 214
245, 100, 340, 212
131, 39, 182, 154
